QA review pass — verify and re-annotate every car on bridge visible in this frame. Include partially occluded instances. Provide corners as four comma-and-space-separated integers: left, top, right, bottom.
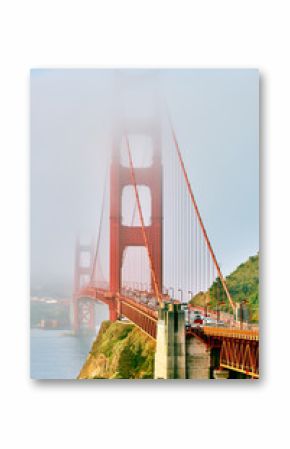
191, 314, 204, 327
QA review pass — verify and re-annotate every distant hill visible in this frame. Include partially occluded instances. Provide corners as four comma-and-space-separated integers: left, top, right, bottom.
190, 253, 259, 321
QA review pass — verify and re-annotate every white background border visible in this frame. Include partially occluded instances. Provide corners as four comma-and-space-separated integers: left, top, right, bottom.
0, 1, 288, 448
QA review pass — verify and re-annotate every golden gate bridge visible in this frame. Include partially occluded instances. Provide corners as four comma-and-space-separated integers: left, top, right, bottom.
72, 96, 259, 379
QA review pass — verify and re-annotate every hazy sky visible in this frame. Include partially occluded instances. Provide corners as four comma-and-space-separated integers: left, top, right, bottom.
31, 69, 259, 295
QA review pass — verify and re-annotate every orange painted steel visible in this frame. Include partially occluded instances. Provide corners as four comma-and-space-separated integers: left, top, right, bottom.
170, 121, 235, 313
203, 326, 259, 341
219, 338, 259, 378
75, 286, 158, 338
119, 296, 158, 339
75, 287, 118, 321
125, 135, 162, 304
118, 295, 158, 320
187, 326, 259, 378
109, 122, 163, 296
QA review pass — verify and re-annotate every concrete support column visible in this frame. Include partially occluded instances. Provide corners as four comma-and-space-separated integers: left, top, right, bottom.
154, 319, 167, 379
154, 303, 186, 379
186, 335, 210, 379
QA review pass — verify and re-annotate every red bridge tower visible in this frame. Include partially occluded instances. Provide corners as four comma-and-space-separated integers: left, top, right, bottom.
110, 120, 163, 295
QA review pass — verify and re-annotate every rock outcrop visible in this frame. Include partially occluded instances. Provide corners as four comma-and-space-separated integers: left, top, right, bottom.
78, 321, 156, 379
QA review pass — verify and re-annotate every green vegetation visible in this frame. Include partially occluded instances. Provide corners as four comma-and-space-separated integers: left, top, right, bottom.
190, 253, 259, 321
78, 321, 156, 379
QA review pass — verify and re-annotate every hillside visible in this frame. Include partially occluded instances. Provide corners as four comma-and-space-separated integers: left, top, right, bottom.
78, 321, 156, 379
223, 253, 259, 305
190, 253, 259, 320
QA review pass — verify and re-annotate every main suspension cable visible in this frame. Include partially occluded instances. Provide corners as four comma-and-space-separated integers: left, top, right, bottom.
169, 119, 235, 312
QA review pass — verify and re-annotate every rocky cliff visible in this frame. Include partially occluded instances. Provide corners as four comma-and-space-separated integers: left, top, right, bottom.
78, 321, 156, 379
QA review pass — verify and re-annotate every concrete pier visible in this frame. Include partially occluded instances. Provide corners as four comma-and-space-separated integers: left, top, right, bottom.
155, 303, 219, 379
154, 302, 186, 379
186, 334, 210, 379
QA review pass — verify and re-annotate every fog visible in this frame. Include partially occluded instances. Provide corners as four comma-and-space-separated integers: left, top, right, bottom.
30, 69, 259, 297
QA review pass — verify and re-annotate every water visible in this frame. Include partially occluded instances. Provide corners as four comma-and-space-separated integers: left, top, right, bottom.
30, 329, 97, 379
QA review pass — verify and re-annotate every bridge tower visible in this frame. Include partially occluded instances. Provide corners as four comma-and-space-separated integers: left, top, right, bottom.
109, 120, 163, 295
73, 239, 95, 333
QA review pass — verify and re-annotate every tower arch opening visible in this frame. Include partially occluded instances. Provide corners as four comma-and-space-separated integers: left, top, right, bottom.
121, 185, 151, 226
121, 246, 151, 291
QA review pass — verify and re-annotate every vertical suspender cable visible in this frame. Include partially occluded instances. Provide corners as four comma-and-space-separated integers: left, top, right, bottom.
90, 164, 108, 286
169, 121, 235, 312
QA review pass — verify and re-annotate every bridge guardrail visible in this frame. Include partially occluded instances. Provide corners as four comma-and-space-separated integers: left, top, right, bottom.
203, 326, 259, 340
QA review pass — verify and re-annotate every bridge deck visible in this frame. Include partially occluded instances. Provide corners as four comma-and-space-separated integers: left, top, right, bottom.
75, 288, 259, 378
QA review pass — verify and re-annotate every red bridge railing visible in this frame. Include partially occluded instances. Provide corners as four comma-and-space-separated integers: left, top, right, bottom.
119, 296, 158, 339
